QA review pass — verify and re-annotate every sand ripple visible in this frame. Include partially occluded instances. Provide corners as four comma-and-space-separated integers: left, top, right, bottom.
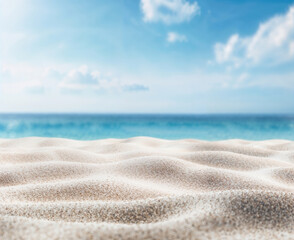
0, 137, 294, 239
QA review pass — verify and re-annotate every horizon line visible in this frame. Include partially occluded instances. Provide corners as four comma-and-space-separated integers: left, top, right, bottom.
0, 112, 293, 116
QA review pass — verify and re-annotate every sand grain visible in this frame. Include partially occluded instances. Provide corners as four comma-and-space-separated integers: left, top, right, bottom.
1, 137, 294, 239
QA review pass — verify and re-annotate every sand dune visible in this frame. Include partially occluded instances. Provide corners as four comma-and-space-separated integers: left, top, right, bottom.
1, 137, 294, 239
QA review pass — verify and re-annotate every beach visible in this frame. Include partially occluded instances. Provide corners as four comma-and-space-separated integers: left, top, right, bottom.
1, 137, 294, 239
2, 0, 294, 238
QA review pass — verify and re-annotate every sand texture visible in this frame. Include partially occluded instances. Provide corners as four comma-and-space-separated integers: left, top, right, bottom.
1, 137, 294, 239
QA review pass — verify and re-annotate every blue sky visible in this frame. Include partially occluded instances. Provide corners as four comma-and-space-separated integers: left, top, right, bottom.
0, 0, 294, 113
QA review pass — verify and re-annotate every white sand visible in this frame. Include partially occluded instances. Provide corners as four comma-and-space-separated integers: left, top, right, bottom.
1, 137, 294, 239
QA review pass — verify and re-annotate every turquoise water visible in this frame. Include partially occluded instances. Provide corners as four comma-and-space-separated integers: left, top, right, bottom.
0, 114, 294, 140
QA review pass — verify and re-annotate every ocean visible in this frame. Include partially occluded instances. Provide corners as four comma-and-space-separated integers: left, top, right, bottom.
0, 114, 294, 140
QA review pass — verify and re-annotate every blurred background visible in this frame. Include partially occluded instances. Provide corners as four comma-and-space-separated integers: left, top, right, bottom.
1, 0, 294, 140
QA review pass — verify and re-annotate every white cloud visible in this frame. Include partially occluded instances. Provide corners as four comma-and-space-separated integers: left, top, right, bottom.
167, 32, 187, 43
0, 64, 149, 94
214, 34, 240, 64
214, 6, 294, 66
123, 84, 149, 92
59, 66, 148, 92
141, 0, 200, 24
60, 65, 103, 90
